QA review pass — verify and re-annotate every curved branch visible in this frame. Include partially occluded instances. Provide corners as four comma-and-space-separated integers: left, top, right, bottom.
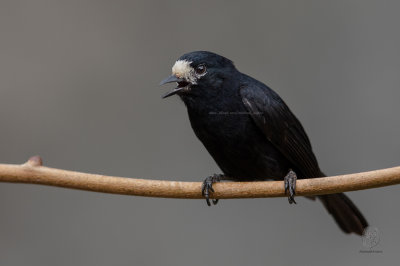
0, 156, 399, 199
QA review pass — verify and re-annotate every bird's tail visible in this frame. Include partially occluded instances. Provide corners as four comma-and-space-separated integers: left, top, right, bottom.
318, 193, 368, 235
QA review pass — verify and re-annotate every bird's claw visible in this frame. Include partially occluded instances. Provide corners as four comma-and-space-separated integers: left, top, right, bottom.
201, 174, 222, 206
284, 169, 297, 204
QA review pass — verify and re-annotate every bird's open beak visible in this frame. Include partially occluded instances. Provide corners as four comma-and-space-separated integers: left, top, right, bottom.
160, 75, 188, 99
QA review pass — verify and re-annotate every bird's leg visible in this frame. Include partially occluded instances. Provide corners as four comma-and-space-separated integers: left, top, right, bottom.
202, 174, 224, 206
284, 169, 297, 204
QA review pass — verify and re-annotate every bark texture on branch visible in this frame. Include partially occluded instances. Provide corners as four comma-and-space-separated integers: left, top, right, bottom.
0, 156, 399, 199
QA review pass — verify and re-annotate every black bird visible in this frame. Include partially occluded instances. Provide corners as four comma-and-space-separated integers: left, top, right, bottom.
160, 51, 368, 235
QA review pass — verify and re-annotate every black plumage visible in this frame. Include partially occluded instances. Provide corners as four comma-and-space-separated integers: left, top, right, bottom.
161, 51, 368, 235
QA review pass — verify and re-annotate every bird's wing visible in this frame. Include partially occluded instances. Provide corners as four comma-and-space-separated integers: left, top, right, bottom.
240, 83, 321, 178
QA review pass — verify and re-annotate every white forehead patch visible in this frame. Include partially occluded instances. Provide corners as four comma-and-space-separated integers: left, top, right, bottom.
172, 60, 196, 84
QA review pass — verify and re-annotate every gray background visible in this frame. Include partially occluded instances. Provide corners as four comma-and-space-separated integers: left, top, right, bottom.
0, 0, 399, 265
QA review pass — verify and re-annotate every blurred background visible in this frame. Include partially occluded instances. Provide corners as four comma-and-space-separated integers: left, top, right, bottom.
0, 0, 399, 265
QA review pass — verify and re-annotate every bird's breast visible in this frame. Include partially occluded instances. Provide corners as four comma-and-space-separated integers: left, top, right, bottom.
186, 103, 290, 180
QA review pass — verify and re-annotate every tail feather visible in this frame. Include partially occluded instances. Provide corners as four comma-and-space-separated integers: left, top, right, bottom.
318, 193, 368, 235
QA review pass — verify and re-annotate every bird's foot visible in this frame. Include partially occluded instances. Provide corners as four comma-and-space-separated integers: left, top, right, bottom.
284, 169, 297, 204
202, 174, 223, 206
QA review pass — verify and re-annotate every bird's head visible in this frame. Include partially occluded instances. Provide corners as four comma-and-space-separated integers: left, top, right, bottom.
160, 51, 235, 99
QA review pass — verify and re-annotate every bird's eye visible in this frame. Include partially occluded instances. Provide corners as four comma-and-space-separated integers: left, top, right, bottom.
195, 64, 206, 75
